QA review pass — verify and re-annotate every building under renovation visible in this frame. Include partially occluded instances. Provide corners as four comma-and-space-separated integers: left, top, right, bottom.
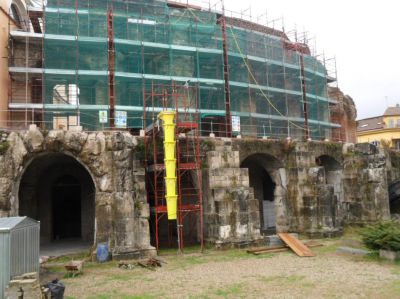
4, 0, 357, 141
0, 0, 375, 259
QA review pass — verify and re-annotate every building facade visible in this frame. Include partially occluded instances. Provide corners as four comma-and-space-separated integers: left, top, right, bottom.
4, 0, 345, 140
357, 104, 400, 149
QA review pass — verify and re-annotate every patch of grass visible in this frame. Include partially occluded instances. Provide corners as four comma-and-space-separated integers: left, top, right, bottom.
63, 272, 83, 279
389, 280, 400, 295
121, 295, 157, 299
169, 254, 208, 270
158, 245, 205, 256
87, 295, 112, 299
259, 275, 284, 283
109, 274, 133, 282
85, 261, 119, 270
49, 251, 90, 263
286, 275, 306, 283
313, 243, 339, 254
44, 265, 65, 273
213, 283, 244, 298
259, 274, 315, 289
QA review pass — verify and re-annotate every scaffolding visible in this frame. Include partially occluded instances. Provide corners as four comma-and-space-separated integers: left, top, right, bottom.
6, 0, 341, 140
143, 82, 203, 250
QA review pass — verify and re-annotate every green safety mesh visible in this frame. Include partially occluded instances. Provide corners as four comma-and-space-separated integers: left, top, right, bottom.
226, 25, 332, 139
42, 0, 333, 139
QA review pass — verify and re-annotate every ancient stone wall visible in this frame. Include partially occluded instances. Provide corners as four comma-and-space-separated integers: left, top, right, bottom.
0, 127, 393, 251
0, 125, 154, 258
202, 138, 262, 246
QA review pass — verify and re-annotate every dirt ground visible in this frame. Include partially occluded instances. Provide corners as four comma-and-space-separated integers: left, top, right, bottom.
42, 235, 400, 299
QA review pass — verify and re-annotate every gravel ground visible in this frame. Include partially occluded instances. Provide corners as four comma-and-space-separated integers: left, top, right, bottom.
46, 241, 400, 299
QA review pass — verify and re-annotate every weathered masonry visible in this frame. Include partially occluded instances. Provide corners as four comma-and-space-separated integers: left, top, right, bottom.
0, 126, 394, 256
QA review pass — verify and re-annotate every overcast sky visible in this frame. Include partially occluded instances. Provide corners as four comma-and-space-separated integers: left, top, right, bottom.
222, 0, 400, 120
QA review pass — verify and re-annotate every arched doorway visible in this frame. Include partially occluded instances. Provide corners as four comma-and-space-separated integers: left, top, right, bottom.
18, 153, 95, 246
241, 154, 284, 234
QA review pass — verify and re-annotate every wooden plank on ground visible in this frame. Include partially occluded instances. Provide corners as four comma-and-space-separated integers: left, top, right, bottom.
247, 246, 288, 254
278, 233, 315, 257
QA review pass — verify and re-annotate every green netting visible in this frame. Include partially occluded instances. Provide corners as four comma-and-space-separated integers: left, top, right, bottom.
42, 0, 333, 139
226, 25, 332, 139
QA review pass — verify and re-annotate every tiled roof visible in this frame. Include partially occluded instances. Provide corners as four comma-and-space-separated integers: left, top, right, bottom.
357, 116, 384, 132
384, 105, 400, 116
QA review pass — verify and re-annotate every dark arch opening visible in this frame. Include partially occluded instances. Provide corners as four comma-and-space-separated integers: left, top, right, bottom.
18, 153, 95, 246
241, 154, 282, 234
316, 155, 341, 172
389, 181, 400, 214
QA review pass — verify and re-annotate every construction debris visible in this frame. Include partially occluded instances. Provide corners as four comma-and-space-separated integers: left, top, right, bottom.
118, 258, 165, 271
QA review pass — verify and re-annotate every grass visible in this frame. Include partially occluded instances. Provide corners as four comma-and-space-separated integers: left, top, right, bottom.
213, 283, 244, 298
45, 228, 400, 298
48, 251, 90, 263
259, 274, 315, 288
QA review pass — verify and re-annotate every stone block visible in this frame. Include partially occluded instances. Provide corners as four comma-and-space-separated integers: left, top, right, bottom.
337, 246, 370, 256
238, 212, 249, 224
308, 167, 325, 184
235, 223, 248, 237
24, 126, 44, 152
379, 249, 400, 261
367, 168, 384, 183
218, 225, 231, 240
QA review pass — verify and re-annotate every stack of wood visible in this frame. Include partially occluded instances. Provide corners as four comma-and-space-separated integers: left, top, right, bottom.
247, 233, 322, 257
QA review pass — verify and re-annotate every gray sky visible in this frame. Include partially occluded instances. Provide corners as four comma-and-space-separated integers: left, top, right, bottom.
222, 0, 400, 120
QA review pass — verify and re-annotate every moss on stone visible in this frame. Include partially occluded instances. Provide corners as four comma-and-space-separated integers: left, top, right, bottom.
0, 141, 10, 155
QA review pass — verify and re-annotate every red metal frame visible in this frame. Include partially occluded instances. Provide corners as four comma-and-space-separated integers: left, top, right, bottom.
143, 82, 203, 252
299, 54, 310, 140
107, 7, 116, 129
219, 12, 232, 138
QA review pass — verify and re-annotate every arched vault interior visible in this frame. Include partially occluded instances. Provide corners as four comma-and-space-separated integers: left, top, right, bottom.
241, 154, 285, 234
18, 153, 95, 245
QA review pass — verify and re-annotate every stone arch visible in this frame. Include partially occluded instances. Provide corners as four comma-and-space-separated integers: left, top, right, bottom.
241, 153, 287, 234
17, 152, 96, 245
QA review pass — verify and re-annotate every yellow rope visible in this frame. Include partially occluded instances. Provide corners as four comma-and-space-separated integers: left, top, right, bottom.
228, 25, 312, 132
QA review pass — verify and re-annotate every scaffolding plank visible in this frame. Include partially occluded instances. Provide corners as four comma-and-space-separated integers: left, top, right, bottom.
277, 233, 315, 257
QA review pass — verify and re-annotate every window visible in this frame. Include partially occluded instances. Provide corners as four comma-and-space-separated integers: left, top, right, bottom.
53, 84, 79, 105
388, 119, 395, 128
52, 84, 80, 129
10, 4, 21, 27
